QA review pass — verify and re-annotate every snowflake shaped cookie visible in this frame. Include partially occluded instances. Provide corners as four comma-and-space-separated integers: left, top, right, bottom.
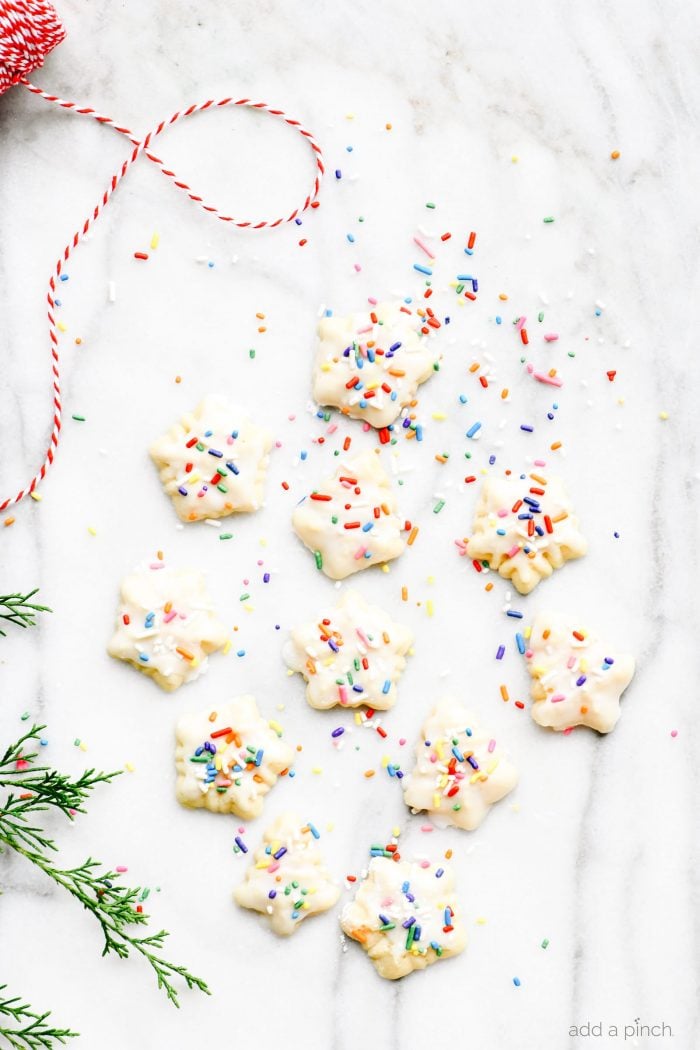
465, 474, 587, 594
234, 813, 340, 935
403, 697, 518, 830
149, 396, 272, 522
292, 450, 405, 579
312, 301, 440, 429
284, 590, 413, 710
175, 695, 295, 819
107, 564, 228, 691
525, 611, 636, 733
341, 856, 466, 980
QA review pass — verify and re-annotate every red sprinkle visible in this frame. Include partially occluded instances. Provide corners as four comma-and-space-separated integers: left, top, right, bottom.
467, 231, 476, 249
134, 252, 149, 260
520, 328, 529, 345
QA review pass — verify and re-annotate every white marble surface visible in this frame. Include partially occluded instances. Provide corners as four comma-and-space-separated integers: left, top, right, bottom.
1, 1, 698, 1047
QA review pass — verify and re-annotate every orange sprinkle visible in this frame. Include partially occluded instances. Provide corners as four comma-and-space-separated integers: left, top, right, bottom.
281, 480, 289, 491
610, 150, 620, 160
543, 629, 551, 640
484, 582, 493, 592
255, 312, 265, 319
407, 526, 419, 546
469, 362, 480, 373
500, 684, 510, 702
530, 473, 547, 485
176, 647, 195, 661
551, 441, 562, 451
175, 375, 182, 383
552, 511, 569, 523
3, 516, 15, 527
164, 602, 172, 613
501, 388, 509, 400
343, 436, 351, 451
257, 326, 267, 334
208, 711, 217, 722
364, 769, 376, 779
498, 293, 509, 301
445, 848, 453, 859
435, 454, 448, 464
573, 630, 585, 641
388, 368, 406, 377
401, 586, 408, 601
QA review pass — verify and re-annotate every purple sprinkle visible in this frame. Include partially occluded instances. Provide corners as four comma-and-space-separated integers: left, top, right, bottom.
208, 448, 223, 458
520, 424, 534, 433
576, 675, 587, 686
263, 572, 270, 583
331, 727, 345, 738
496, 645, 506, 660
467, 756, 479, 770
604, 657, 614, 665
389, 342, 402, 352
234, 836, 248, 853
378, 913, 390, 925
273, 846, 287, 861
402, 917, 416, 929
435, 868, 444, 878
178, 486, 188, 496
268, 890, 277, 899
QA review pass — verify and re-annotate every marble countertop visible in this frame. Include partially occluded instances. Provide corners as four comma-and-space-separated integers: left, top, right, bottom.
1, 1, 698, 1047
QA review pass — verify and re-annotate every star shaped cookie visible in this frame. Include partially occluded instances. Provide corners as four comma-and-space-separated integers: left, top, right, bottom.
149, 396, 272, 522
525, 611, 636, 733
312, 301, 440, 428
284, 589, 413, 710
340, 855, 466, 979
234, 813, 340, 935
292, 450, 405, 580
465, 474, 587, 594
402, 697, 518, 830
107, 564, 228, 691
175, 695, 295, 819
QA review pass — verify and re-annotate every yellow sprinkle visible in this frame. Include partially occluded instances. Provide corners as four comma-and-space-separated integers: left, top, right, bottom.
432, 793, 442, 808
259, 538, 268, 547
392, 826, 401, 838
79, 742, 88, 752
286, 667, 294, 675
427, 575, 435, 585
659, 411, 669, 420
125, 762, 135, 772
511, 155, 518, 163
381, 563, 390, 573
223, 640, 231, 654
426, 600, 434, 618
277, 703, 286, 711
57, 321, 67, 333
256, 859, 271, 869
431, 411, 447, 421
381, 755, 390, 768
150, 232, 160, 250
476, 916, 488, 925
244, 604, 255, 613
312, 766, 323, 774
321, 363, 331, 372
269, 720, 283, 736
30, 491, 42, 501
524, 626, 532, 639
87, 526, 97, 536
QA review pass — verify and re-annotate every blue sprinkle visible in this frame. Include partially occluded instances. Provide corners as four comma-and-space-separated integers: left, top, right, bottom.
295, 218, 303, 225
335, 169, 342, 179
516, 632, 526, 654
513, 977, 521, 987
459, 394, 468, 404
226, 461, 240, 475
308, 823, 320, 839
496, 316, 502, 324
263, 572, 270, 583
254, 749, 264, 766
466, 422, 482, 439
382, 680, 391, 694
234, 836, 248, 853
236, 649, 245, 658
389, 342, 402, 352
178, 486, 188, 496
507, 610, 523, 619
347, 233, 355, 243
413, 264, 433, 276
59, 273, 69, 282
268, 889, 277, 899
273, 846, 287, 860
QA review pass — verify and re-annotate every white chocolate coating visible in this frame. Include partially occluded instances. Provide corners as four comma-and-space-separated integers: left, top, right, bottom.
149, 396, 272, 522
340, 857, 466, 980
526, 611, 636, 733
175, 696, 295, 819
403, 697, 518, 831
465, 474, 587, 595
107, 565, 228, 692
284, 590, 413, 710
234, 813, 340, 935
312, 302, 440, 428
292, 450, 405, 580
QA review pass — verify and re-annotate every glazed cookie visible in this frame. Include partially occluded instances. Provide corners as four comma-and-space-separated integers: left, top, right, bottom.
465, 474, 587, 595
107, 564, 228, 691
341, 856, 466, 980
526, 611, 636, 733
312, 302, 440, 429
284, 590, 413, 710
403, 697, 518, 830
292, 450, 405, 580
234, 813, 340, 935
149, 395, 272, 522
175, 696, 295, 819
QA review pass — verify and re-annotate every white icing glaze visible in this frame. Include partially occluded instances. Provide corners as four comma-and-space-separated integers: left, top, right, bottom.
312, 301, 440, 429
107, 564, 228, 692
526, 611, 636, 733
284, 589, 413, 710
234, 812, 340, 935
402, 697, 518, 831
149, 395, 272, 522
175, 695, 295, 819
340, 856, 466, 980
292, 450, 405, 580
465, 474, 587, 595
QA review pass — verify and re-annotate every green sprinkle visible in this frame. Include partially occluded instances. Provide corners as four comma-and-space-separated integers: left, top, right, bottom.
433, 499, 445, 514
405, 924, 416, 950
541, 938, 550, 949
455, 283, 465, 294
73, 738, 80, 747
314, 551, 323, 570
219, 532, 233, 540
425, 202, 436, 209
538, 311, 544, 322
216, 483, 228, 493
543, 216, 555, 223
239, 593, 250, 602
433, 362, 440, 371
20, 711, 30, 721
567, 351, 576, 358
72, 414, 86, 422
249, 348, 256, 359
379, 923, 396, 931
189, 756, 209, 764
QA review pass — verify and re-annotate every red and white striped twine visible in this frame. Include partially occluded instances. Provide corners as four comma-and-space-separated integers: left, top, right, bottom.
0, 2, 324, 512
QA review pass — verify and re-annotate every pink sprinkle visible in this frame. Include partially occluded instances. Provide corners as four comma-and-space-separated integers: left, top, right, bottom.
354, 546, 368, 560
533, 459, 547, 467
497, 508, 509, 518
116, 865, 128, 873
367, 296, 378, 305
275, 440, 282, 448
268, 861, 280, 874
327, 423, 338, 435
420, 824, 434, 832
516, 315, 527, 331
419, 860, 430, 869
226, 435, 234, 445
238, 826, 246, 833
525, 648, 534, 658
526, 362, 534, 374
543, 333, 559, 342
243, 578, 249, 586
338, 685, 348, 703
551, 693, 566, 703
149, 562, 165, 570
506, 544, 520, 558
413, 235, 435, 259
566, 655, 576, 669
398, 737, 406, 746
362, 422, 371, 432
288, 414, 296, 421
355, 628, 371, 648
356, 324, 373, 335
563, 727, 574, 736
671, 729, 678, 738
162, 611, 177, 623
353, 262, 362, 272
533, 371, 564, 388
487, 739, 496, 753
257, 560, 264, 566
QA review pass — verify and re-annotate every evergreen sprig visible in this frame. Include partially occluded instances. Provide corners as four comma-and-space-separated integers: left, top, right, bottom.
0, 987, 77, 1049
0, 592, 51, 637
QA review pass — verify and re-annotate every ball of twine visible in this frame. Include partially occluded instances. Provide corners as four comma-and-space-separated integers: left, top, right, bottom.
0, 0, 324, 511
